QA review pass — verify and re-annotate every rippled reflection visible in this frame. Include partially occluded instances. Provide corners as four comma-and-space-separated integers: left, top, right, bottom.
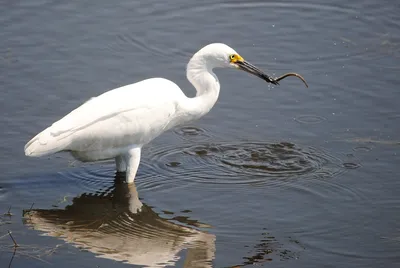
23, 174, 215, 268
229, 231, 303, 267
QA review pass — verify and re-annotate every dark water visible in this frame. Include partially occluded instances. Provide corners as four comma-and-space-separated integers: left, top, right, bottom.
1, 0, 400, 267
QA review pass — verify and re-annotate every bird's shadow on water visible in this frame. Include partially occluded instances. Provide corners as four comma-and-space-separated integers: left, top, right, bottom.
0, 170, 302, 268
21, 172, 216, 267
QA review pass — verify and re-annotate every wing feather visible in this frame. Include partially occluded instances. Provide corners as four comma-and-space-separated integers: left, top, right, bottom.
25, 78, 184, 156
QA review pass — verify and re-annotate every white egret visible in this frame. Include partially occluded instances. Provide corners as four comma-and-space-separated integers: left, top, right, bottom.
24, 43, 307, 183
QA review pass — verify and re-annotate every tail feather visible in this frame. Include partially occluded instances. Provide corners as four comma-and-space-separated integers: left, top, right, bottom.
24, 127, 71, 157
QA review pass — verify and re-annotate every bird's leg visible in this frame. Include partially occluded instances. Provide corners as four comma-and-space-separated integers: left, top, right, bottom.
123, 147, 141, 184
115, 155, 127, 172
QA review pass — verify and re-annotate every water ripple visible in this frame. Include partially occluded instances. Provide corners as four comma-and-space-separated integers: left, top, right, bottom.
173, 126, 212, 142
295, 115, 326, 124
58, 164, 114, 194
146, 141, 345, 187
152, 1, 359, 20
104, 32, 168, 58
291, 177, 367, 201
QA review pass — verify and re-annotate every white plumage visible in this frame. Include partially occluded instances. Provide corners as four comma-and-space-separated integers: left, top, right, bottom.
25, 43, 295, 183
25, 78, 184, 159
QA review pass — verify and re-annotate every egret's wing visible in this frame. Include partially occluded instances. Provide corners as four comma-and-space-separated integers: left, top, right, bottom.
25, 78, 183, 156
52, 79, 177, 135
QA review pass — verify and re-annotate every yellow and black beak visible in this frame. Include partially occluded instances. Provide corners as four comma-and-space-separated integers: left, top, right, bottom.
235, 60, 279, 85
230, 54, 309, 88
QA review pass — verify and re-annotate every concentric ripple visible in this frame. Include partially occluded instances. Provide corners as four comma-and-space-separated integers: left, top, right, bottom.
295, 115, 326, 124
58, 164, 115, 195
173, 125, 212, 142
145, 141, 345, 186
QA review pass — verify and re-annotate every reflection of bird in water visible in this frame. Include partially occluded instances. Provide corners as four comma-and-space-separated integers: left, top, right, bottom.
23, 174, 215, 268
24, 43, 308, 183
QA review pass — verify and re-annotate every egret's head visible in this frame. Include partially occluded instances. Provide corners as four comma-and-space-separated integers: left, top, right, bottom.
189, 43, 308, 87
194, 43, 279, 85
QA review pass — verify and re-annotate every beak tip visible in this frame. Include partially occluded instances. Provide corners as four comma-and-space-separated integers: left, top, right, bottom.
269, 77, 279, 85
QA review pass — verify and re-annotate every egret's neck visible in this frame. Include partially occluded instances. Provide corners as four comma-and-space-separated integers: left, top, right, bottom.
182, 56, 220, 120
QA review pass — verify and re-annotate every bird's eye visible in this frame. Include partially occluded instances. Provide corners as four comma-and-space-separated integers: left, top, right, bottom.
229, 54, 236, 60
